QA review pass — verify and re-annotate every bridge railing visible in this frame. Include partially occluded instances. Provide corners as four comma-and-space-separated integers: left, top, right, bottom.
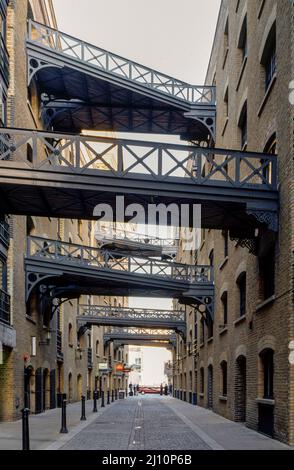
27, 20, 216, 106
27, 236, 212, 283
78, 305, 185, 322
95, 226, 179, 249
0, 128, 277, 190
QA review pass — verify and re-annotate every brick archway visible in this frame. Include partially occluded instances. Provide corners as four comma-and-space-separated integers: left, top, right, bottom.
234, 355, 246, 422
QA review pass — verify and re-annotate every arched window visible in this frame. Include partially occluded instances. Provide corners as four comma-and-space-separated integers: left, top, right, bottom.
68, 323, 73, 346
260, 349, 274, 399
237, 272, 246, 318
260, 21, 276, 91
221, 291, 228, 326
220, 361, 228, 397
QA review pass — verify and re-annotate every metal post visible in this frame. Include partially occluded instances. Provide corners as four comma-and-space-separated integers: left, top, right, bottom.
126, 386, 128, 398
60, 399, 68, 434
107, 390, 110, 405
93, 390, 98, 413
101, 390, 105, 408
22, 408, 30, 451
111, 389, 114, 402
115, 389, 118, 400
80, 395, 86, 421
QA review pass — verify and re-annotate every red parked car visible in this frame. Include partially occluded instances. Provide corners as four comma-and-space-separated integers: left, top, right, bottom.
139, 386, 161, 394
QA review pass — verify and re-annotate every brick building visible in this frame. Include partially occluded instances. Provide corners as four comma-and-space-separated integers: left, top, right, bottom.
174, 0, 294, 446
0, 0, 128, 422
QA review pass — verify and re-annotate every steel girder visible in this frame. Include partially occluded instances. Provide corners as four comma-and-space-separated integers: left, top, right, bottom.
77, 305, 186, 337
0, 128, 278, 237
26, 20, 215, 141
25, 236, 214, 318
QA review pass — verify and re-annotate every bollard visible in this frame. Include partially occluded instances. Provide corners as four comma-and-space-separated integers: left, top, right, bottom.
93, 390, 98, 413
22, 408, 30, 450
115, 389, 118, 400
107, 390, 110, 405
80, 395, 86, 421
111, 389, 114, 402
101, 390, 105, 408
60, 399, 68, 434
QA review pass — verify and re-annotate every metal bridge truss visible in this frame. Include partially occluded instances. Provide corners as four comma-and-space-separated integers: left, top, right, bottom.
27, 21, 216, 141
95, 226, 179, 258
103, 327, 177, 348
25, 236, 214, 317
77, 305, 186, 337
0, 128, 278, 240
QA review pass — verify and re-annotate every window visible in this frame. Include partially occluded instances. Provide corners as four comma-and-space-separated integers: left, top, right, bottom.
224, 86, 229, 119
207, 315, 213, 339
209, 250, 214, 267
220, 361, 228, 396
262, 134, 276, 184
96, 340, 99, 356
223, 16, 229, 67
222, 230, 229, 258
259, 246, 275, 300
238, 16, 248, 61
27, 144, 33, 163
68, 323, 73, 346
261, 22, 276, 91
221, 291, 228, 326
260, 349, 274, 399
237, 272, 246, 317
78, 220, 83, 239
238, 102, 247, 150
0, 259, 7, 292
0, 11, 7, 41
0, 90, 7, 126
200, 368, 204, 394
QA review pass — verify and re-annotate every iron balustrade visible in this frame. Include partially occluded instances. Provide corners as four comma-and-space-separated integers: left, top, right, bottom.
95, 226, 179, 251
0, 218, 9, 248
105, 327, 175, 336
0, 128, 277, 191
104, 327, 177, 344
0, 288, 10, 325
78, 305, 185, 323
26, 236, 212, 284
27, 20, 215, 107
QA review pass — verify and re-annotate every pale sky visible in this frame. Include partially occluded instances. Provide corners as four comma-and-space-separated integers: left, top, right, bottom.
52, 0, 220, 85
52, 0, 220, 381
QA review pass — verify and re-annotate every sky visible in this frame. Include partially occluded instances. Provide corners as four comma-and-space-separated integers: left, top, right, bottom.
52, 0, 220, 383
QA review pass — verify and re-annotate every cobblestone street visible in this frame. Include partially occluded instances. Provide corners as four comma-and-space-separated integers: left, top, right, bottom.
49, 397, 291, 451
